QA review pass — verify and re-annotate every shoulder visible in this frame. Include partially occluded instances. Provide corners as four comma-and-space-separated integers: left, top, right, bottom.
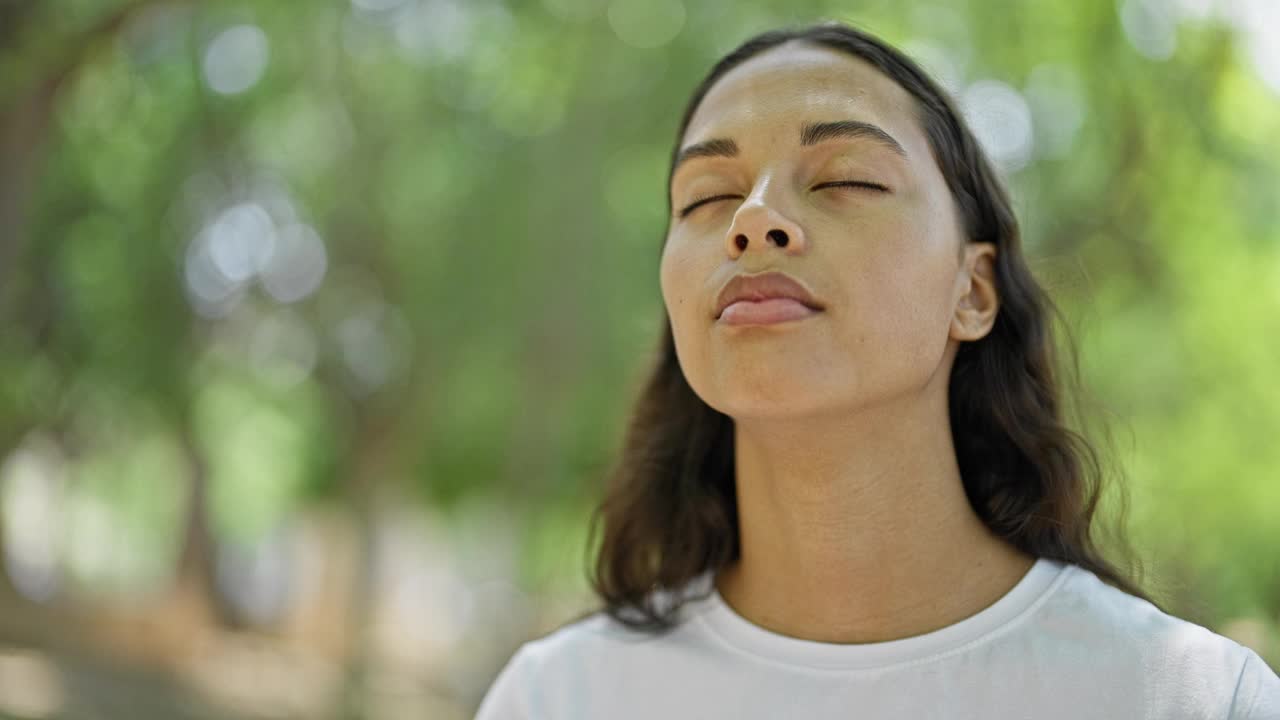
512, 574, 719, 666
1042, 563, 1279, 717
1049, 563, 1247, 661
1229, 645, 1280, 720
474, 598, 713, 719
514, 599, 710, 670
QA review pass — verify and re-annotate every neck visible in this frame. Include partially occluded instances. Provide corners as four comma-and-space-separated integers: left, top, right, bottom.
713, 388, 1036, 644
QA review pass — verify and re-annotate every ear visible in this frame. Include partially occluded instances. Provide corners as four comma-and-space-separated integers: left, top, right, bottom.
950, 242, 999, 342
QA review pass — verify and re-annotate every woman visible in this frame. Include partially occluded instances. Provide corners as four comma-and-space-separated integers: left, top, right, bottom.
475, 21, 1279, 719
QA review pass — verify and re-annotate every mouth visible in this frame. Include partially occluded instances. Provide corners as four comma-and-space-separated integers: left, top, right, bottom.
713, 271, 824, 322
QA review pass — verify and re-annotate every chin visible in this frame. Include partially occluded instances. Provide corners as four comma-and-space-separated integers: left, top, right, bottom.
704, 376, 837, 420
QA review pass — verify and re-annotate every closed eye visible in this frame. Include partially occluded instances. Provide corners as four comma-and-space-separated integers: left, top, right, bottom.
675, 181, 889, 219
812, 180, 890, 192
678, 193, 741, 218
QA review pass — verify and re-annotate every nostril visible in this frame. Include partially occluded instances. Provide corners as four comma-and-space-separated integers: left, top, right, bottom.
734, 234, 748, 251
767, 229, 789, 247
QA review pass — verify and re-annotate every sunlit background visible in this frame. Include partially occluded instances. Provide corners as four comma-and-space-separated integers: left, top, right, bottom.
1, 0, 1278, 717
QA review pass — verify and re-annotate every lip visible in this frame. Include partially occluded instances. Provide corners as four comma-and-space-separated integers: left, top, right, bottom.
713, 270, 824, 321
718, 298, 821, 326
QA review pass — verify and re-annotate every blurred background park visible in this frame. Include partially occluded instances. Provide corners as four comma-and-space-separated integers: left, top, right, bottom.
0, 0, 1278, 716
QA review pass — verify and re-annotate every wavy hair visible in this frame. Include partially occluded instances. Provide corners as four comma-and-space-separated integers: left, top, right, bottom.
583, 20, 1164, 633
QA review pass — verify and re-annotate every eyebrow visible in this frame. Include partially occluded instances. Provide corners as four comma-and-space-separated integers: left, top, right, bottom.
672, 119, 908, 176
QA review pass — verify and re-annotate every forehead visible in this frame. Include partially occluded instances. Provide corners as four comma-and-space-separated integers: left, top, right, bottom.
682, 41, 925, 157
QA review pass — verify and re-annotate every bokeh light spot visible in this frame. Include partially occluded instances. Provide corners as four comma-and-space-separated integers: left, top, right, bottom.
1119, 0, 1177, 61
260, 223, 328, 304
203, 24, 270, 95
961, 79, 1035, 173
608, 0, 685, 49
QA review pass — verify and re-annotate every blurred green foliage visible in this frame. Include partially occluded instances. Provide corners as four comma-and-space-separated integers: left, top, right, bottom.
0, 0, 1278, 715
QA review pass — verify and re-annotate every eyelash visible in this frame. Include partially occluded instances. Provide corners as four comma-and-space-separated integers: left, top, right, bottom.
677, 181, 889, 218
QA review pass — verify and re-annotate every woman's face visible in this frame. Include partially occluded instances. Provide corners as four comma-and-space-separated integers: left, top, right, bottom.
660, 41, 997, 420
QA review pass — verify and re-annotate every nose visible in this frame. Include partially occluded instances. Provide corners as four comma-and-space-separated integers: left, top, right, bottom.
724, 186, 807, 258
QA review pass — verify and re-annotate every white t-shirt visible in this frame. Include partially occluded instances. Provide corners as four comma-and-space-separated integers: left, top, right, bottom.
474, 557, 1279, 719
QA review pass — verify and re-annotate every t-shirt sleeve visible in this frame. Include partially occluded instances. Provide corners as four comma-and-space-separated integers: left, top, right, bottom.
1229, 647, 1280, 720
473, 645, 536, 720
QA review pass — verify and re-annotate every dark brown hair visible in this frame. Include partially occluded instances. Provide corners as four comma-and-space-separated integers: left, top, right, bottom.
583, 20, 1164, 633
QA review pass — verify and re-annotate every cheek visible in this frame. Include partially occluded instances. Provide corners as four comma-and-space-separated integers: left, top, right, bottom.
832, 219, 954, 351
659, 235, 716, 391
659, 235, 703, 320
658, 244, 679, 316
